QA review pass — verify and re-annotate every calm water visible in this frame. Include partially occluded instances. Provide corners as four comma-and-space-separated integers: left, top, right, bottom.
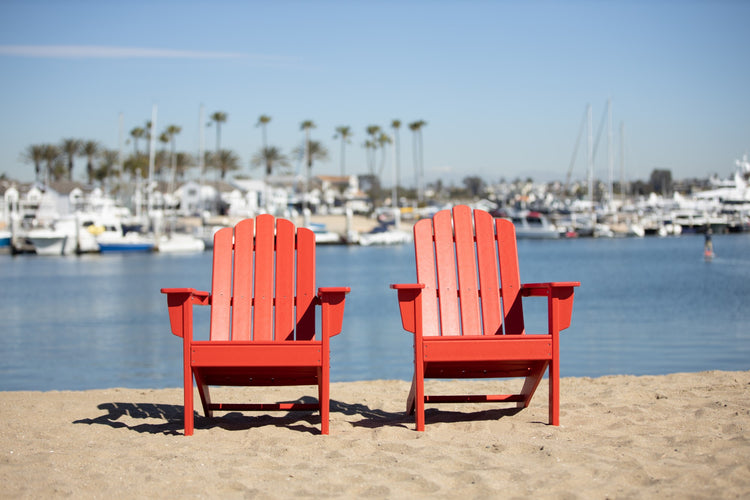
1, 233, 748, 391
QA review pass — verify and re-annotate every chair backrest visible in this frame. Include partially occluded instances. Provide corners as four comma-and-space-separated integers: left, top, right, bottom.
209, 214, 317, 341
414, 205, 525, 337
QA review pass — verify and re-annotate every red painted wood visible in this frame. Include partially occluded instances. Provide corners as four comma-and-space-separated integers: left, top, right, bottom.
210, 227, 233, 340
275, 218, 295, 340
210, 403, 319, 411
253, 214, 275, 340
433, 208, 460, 335
425, 394, 526, 403
453, 205, 481, 335
496, 218, 525, 334
190, 342, 323, 366
421, 336, 553, 361
231, 218, 254, 340
474, 209, 503, 335
413, 219, 439, 336
296, 227, 316, 340
391, 205, 579, 431
160, 215, 349, 436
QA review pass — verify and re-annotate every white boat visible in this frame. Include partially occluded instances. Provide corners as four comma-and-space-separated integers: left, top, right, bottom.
96, 218, 155, 253
307, 223, 343, 245
26, 227, 71, 255
357, 225, 412, 246
194, 225, 225, 250
26, 214, 100, 255
156, 232, 206, 253
0, 229, 10, 252
509, 212, 560, 239
97, 232, 155, 253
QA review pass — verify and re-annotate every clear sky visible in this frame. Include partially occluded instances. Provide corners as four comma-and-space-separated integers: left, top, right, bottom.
1, 0, 748, 187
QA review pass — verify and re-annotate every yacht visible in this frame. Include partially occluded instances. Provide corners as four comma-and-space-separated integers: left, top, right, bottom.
509, 211, 560, 239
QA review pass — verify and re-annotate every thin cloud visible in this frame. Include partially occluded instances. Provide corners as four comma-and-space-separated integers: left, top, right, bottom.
0, 45, 249, 60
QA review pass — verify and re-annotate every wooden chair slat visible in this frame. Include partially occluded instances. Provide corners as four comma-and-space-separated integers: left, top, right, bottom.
496, 218, 525, 335
231, 218, 254, 340
295, 227, 316, 340
275, 218, 295, 341
433, 209, 460, 335
453, 205, 481, 335
474, 209, 502, 335
253, 214, 275, 340
209, 227, 233, 340
414, 217, 439, 336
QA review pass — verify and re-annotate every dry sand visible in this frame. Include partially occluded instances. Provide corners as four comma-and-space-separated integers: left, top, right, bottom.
1, 371, 749, 498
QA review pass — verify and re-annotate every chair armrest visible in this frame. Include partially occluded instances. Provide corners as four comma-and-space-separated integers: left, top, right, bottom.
521, 282, 580, 332
160, 288, 210, 338
390, 283, 426, 334
317, 287, 350, 337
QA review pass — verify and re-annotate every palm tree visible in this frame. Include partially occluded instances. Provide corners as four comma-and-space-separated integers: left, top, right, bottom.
41, 144, 61, 184
409, 120, 427, 201
333, 126, 353, 176
165, 125, 181, 167
252, 145, 290, 212
173, 152, 194, 181
293, 140, 328, 171
391, 120, 402, 202
210, 111, 228, 152
95, 149, 120, 191
21, 144, 45, 182
252, 146, 290, 177
209, 112, 228, 183
256, 115, 271, 150
377, 132, 393, 178
157, 132, 170, 180
81, 140, 100, 184
208, 149, 240, 179
130, 127, 145, 155
299, 120, 316, 210
61, 138, 82, 181
123, 152, 148, 180
365, 125, 381, 175
164, 124, 182, 191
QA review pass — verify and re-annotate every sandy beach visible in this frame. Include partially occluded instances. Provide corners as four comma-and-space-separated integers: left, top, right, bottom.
1, 371, 748, 498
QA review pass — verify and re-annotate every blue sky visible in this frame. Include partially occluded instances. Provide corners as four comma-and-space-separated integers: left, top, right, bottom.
1, 0, 749, 187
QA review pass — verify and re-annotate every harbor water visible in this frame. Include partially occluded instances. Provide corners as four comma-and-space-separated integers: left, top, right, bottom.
1, 233, 749, 391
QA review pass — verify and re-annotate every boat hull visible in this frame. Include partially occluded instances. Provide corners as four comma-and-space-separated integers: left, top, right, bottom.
98, 242, 154, 253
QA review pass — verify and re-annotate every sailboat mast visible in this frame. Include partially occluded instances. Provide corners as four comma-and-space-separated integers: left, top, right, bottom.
587, 103, 593, 210
117, 112, 123, 198
147, 105, 158, 219
620, 121, 626, 203
607, 98, 614, 206
198, 104, 205, 215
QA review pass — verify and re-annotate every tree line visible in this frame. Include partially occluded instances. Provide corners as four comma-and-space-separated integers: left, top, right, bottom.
20, 112, 429, 199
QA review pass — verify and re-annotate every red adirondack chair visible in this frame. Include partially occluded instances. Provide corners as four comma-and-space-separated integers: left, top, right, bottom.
391, 205, 579, 431
161, 215, 349, 435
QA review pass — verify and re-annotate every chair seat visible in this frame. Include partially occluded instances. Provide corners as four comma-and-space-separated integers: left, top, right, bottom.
190, 341, 323, 367
421, 335, 553, 362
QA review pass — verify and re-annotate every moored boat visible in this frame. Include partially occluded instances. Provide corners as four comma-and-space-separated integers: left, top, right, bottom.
509, 211, 560, 239
0, 229, 10, 252
156, 232, 206, 253
357, 224, 412, 246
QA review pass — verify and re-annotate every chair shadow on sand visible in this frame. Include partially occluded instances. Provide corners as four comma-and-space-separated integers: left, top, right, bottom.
73, 396, 525, 435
